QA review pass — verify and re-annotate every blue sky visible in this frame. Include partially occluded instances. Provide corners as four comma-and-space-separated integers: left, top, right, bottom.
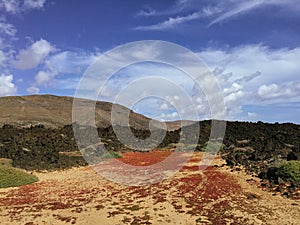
0, 0, 300, 123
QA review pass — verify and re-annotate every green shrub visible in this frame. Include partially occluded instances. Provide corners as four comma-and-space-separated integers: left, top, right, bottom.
186, 144, 198, 151
102, 151, 122, 159
175, 143, 186, 151
0, 165, 39, 188
202, 141, 224, 152
166, 143, 177, 149
276, 160, 300, 182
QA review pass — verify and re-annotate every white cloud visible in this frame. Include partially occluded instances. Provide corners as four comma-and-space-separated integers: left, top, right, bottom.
208, 0, 266, 26
223, 82, 243, 95
134, 0, 299, 30
248, 112, 258, 118
134, 12, 202, 30
198, 45, 300, 86
26, 69, 56, 94
161, 112, 179, 120
197, 44, 300, 119
0, 73, 17, 96
137, 0, 193, 17
160, 103, 169, 110
47, 50, 99, 74
24, 49, 100, 92
0, 37, 4, 48
202, 6, 222, 17
257, 83, 296, 100
136, 6, 157, 17
134, 4, 223, 31
26, 86, 39, 94
258, 84, 280, 97
0, 0, 19, 13
0, 0, 47, 14
174, 95, 179, 100
225, 90, 244, 104
13, 39, 55, 69
24, 0, 46, 9
208, 0, 299, 26
0, 50, 7, 66
35, 70, 56, 85
0, 20, 17, 36
0, 18, 16, 51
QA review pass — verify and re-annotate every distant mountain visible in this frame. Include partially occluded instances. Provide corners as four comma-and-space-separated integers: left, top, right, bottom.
0, 95, 188, 130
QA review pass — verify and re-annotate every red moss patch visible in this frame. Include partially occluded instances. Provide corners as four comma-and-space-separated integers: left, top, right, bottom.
203, 169, 241, 200
179, 165, 200, 172
0, 151, 248, 224
118, 151, 172, 166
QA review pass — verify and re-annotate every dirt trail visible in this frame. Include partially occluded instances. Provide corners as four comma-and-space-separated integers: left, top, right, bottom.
0, 152, 299, 225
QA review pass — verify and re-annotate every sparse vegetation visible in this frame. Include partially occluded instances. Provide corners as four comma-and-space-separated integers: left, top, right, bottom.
175, 143, 185, 151
202, 141, 224, 152
165, 143, 177, 149
0, 165, 38, 188
195, 217, 202, 223
276, 160, 300, 182
129, 205, 140, 211
102, 151, 122, 159
186, 144, 198, 151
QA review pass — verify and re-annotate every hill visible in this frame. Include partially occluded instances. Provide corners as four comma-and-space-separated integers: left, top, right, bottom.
0, 95, 168, 130
0, 94, 191, 131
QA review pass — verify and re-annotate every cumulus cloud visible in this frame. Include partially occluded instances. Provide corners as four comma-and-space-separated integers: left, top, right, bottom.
161, 112, 179, 120
160, 103, 169, 110
13, 39, 55, 69
257, 83, 298, 100
248, 112, 258, 118
26, 69, 56, 94
197, 44, 300, 119
71, 42, 300, 121
24, 49, 100, 93
26, 86, 39, 94
35, 70, 56, 86
0, 74, 17, 96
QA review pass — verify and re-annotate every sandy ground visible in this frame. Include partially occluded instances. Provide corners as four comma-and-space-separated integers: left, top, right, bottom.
0, 152, 299, 225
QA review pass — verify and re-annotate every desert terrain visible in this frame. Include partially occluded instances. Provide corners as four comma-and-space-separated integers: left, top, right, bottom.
0, 152, 299, 225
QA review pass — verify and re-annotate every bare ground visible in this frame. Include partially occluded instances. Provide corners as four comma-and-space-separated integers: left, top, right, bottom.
0, 152, 299, 225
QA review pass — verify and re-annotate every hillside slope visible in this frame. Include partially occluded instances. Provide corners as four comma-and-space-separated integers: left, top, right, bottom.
0, 95, 166, 130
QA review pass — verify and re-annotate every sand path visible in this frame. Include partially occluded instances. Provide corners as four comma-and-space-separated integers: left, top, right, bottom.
0, 152, 299, 225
